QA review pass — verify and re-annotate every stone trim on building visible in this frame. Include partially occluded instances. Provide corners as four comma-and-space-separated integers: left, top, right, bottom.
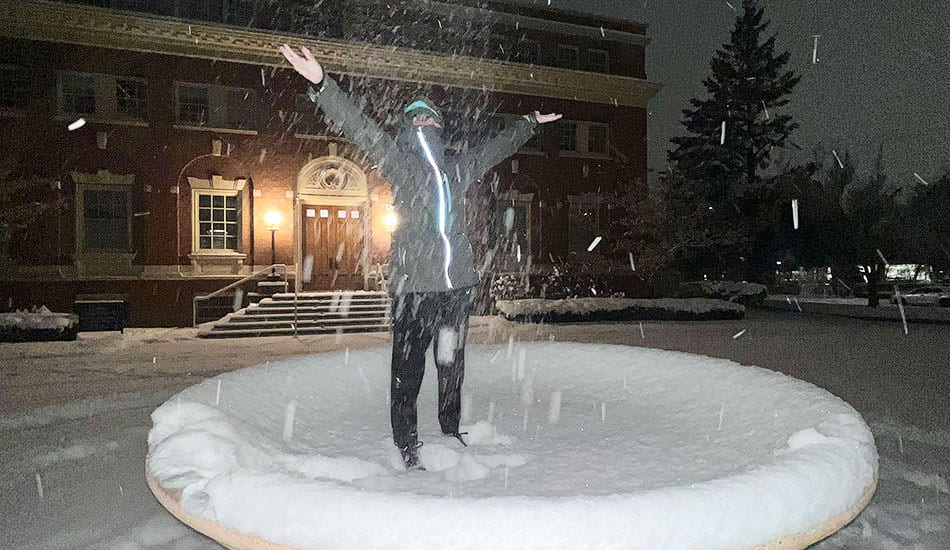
0, 0, 661, 108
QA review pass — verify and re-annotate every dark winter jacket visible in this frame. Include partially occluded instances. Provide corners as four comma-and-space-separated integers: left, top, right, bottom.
308, 76, 538, 295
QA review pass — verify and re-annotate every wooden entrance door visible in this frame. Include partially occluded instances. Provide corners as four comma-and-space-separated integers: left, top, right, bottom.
300, 204, 365, 290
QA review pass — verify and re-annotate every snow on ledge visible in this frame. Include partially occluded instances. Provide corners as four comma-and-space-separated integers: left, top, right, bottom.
146, 343, 877, 550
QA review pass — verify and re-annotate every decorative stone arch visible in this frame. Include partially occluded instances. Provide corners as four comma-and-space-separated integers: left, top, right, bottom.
293, 154, 373, 291
296, 155, 368, 198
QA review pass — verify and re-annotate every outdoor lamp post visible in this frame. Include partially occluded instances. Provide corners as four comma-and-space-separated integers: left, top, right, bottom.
265, 211, 282, 277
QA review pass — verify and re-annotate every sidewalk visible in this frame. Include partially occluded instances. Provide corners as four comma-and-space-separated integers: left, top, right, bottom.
761, 295, 950, 324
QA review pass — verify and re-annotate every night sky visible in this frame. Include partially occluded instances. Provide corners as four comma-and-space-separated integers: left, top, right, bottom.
515, 0, 950, 189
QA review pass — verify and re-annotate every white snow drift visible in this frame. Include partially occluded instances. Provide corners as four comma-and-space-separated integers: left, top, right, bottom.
146, 342, 877, 550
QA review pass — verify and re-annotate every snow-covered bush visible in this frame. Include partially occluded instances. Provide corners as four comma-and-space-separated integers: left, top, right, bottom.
496, 297, 745, 323
0, 306, 79, 342
490, 258, 626, 302
681, 280, 768, 306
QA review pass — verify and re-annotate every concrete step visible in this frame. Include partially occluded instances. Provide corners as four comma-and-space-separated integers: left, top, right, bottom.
198, 322, 392, 339
245, 304, 390, 314
212, 317, 390, 330
229, 311, 390, 322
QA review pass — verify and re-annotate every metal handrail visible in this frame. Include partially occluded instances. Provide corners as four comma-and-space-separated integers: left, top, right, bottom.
192, 264, 288, 327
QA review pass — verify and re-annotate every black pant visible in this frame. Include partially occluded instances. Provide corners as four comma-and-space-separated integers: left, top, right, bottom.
390, 286, 473, 449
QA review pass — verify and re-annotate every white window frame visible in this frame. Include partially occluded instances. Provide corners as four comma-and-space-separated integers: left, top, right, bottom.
556, 44, 580, 69
56, 71, 149, 127
192, 189, 242, 254
174, 81, 258, 135
187, 176, 247, 257
586, 48, 610, 73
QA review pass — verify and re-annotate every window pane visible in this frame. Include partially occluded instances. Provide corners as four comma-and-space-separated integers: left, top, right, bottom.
514, 41, 539, 64
61, 73, 97, 115
225, 195, 237, 208
586, 50, 609, 73
199, 207, 211, 222
199, 194, 211, 207
558, 121, 577, 151
557, 46, 579, 69
0, 66, 30, 109
199, 222, 212, 235
212, 236, 225, 248
200, 236, 212, 248
226, 236, 237, 250
212, 195, 224, 208
178, 85, 208, 125
225, 209, 237, 222
226, 88, 255, 129
83, 190, 128, 250
224, 0, 254, 26
588, 125, 608, 154
212, 209, 224, 221
116, 78, 147, 119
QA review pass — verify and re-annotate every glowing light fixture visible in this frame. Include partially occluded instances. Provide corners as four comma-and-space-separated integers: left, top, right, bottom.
383, 212, 398, 231
265, 211, 282, 230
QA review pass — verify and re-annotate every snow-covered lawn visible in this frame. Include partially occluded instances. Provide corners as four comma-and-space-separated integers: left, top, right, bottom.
1, 312, 948, 549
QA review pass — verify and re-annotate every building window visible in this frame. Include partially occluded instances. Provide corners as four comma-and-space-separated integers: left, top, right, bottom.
115, 77, 147, 119
178, 0, 212, 20
557, 120, 578, 152
60, 73, 97, 115
586, 49, 610, 73
82, 188, 130, 251
224, 0, 255, 26
196, 192, 240, 251
113, 0, 150, 11
495, 193, 533, 264
513, 39, 541, 65
176, 83, 257, 132
586, 123, 609, 155
556, 45, 579, 69
568, 195, 600, 255
177, 85, 208, 125
0, 65, 29, 110
58, 71, 148, 123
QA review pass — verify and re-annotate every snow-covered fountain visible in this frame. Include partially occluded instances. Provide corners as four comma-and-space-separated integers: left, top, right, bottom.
145, 342, 877, 549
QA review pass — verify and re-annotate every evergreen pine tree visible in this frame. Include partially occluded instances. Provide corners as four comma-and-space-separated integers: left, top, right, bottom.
669, 0, 800, 211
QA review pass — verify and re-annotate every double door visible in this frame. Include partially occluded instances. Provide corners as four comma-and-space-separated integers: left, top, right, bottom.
300, 204, 365, 290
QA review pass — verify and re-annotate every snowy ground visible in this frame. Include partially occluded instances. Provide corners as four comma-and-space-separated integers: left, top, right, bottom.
1, 310, 948, 549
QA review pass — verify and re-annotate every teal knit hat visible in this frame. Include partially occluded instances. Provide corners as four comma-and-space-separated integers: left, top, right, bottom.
403, 96, 442, 123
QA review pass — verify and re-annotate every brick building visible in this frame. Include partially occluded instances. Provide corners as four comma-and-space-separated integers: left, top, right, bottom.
0, 0, 660, 326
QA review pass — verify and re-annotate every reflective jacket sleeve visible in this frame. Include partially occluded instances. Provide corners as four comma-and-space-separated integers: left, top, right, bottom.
458, 114, 538, 190
307, 76, 400, 167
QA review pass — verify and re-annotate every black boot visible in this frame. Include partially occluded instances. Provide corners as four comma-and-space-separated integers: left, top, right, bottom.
443, 430, 468, 447
399, 441, 425, 471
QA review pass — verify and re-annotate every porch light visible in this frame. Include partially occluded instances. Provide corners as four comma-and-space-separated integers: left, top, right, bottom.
265, 211, 282, 230
383, 212, 398, 231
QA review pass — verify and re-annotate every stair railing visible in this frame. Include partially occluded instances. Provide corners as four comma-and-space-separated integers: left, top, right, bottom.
193, 264, 288, 327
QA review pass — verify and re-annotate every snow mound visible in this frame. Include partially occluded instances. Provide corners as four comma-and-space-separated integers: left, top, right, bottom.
146, 343, 877, 550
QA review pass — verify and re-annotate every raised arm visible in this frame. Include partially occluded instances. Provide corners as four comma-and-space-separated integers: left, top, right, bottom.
459, 111, 562, 187
280, 44, 400, 167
